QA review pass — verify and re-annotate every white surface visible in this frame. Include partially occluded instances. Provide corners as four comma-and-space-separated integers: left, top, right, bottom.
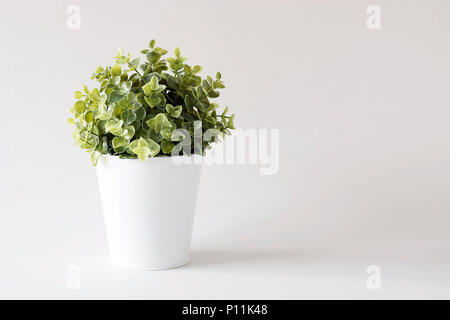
96, 156, 202, 270
0, 0, 450, 299
0, 192, 449, 299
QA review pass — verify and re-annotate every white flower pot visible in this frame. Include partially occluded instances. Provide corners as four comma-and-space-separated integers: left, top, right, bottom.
95, 155, 202, 270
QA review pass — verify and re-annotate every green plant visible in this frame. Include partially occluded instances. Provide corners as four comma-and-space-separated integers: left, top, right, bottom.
68, 40, 235, 165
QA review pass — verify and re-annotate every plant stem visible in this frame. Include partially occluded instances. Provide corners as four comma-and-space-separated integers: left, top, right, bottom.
128, 62, 143, 78
163, 92, 176, 104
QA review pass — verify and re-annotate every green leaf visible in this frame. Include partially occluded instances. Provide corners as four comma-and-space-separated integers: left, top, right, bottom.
166, 75, 180, 90
143, 72, 162, 83
147, 51, 161, 64
184, 75, 201, 86
166, 104, 182, 118
142, 82, 153, 96
184, 65, 192, 74
154, 47, 168, 55
149, 39, 156, 49
146, 138, 161, 157
129, 57, 140, 67
74, 101, 86, 113
105, 119, 123, 135
128, 138, 141, 151
160, 126, 174, 140
121, 125, 135, 140
161, 140, 174, 154
193, 65, 202, 73
90, 150, 101, 166
148, 129, 163, 143
109, 91, 122, 103
144, 95, 161, 108
100, 137, 108, 153
96, 104, 112, 120
95, 66, 104, 74
174, 47, 181, 57
119, 80, 132, 93
89, 88, 100, 102
111, 64, 122, 77
135, 128, 149, 139
215, 81, 225, 89
146, 113, 170, 133
208, 89, 220, 98
85, 111, 94, 123
149, 76, 158, 89
216, 72, 221, 80
112, 75, 121, 86
75, 91, 83, 99
112, 136, 128, 153
129, 137, 160, 160
121, 109, 136, 125
222, 106, 229, 116
205, 116, 216, 126
135, 146, 149, 161
135, 106, 146, 121
98, 95, 107, 107
228, 114, 235, 129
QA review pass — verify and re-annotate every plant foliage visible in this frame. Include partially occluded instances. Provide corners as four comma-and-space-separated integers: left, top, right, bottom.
68, 40, 235, 165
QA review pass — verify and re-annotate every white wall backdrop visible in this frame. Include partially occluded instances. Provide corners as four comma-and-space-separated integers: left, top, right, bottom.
0, 0, 449, 299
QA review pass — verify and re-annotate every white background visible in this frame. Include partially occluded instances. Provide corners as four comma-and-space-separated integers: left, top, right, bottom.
0, 0, 449, 299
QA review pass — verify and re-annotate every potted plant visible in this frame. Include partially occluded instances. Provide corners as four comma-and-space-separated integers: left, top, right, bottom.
68, 40, 235, 270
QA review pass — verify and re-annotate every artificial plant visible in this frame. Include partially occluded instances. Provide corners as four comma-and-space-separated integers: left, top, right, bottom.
68, 40, 234, 165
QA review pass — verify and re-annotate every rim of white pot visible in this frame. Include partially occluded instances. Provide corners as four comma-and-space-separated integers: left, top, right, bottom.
100, 154, 203, 161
